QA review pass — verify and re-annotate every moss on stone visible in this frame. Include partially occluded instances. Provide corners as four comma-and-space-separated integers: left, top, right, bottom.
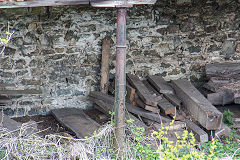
169, 69, 181, 75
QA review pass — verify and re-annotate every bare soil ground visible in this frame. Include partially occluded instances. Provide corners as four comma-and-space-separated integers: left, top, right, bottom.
11, 106, 239, 138
12, 109, 110, 137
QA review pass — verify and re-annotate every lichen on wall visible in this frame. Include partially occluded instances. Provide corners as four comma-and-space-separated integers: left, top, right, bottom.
0, 0, 239, 116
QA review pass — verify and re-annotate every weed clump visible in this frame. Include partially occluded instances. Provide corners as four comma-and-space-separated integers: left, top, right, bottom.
0, 116, 239, 159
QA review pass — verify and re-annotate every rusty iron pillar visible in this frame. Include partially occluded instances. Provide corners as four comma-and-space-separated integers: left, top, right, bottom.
91, 0, 157, 156
114, 7, 127, 153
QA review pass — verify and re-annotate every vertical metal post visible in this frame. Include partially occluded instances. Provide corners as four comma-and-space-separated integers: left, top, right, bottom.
114, 8, 127, 154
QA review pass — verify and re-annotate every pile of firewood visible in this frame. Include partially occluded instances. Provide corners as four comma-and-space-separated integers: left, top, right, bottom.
204, 62, 240, 105
89, 72, 230, 143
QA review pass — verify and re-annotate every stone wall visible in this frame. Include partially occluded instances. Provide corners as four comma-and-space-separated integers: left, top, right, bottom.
0, 0, 239, 116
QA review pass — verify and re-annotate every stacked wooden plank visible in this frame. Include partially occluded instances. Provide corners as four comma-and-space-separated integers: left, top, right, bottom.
89, 73, 227, 142
204, 62, 240, 105
90, 47, 227, 142
126, 74, 180, 117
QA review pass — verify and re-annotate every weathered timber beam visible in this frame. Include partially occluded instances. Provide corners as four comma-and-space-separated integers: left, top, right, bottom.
0, 0, 89, 8
171, 79, 222, 130
142, 80, 176, 115
205, 62, 240, 78
142, 80, 162, 101
207, 91, 234, 105
182, 119, 208, 143
100, 39, 111, 94
89, 91, 170, 123
127, 73, 158, 106
147, 75, 174, 94
89, 97, 114, 114
51, 108, 100, 138
143, 78, 181, 109
153, 121, 186, 131
157, 97, 176, 115
89, 96, 146, 128
126, 84, 135, 102
163, 93, 182, 109
203, 81, 225, 92
134, 95, 160, 113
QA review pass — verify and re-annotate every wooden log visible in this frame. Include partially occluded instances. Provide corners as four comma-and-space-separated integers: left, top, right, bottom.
207, 91, 234, 105
126, 73, 158, 106
205, 62, 240, 79
89, 91, 170, 124
126, 84, 136, 102
134, 95, 160, 113
171, 79, 223, 130
0, 89, 42, 95
163, 93, 182, 109
147, 75, 174, 94
158, 97, 176, 115
100, 39, 111, 94
182, 119, 208, 143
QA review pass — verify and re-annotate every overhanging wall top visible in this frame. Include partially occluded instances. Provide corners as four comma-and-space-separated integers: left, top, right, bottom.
0, 0, 156, 8
0, 0, 90, 8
